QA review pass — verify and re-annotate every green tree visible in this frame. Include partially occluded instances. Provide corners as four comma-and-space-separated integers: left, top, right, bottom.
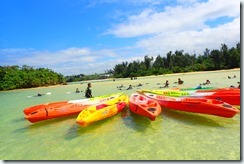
210, 49, 221, 69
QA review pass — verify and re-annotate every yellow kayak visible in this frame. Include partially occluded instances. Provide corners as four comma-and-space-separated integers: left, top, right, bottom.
106, 93, 129, 105
76, 93, 128, 126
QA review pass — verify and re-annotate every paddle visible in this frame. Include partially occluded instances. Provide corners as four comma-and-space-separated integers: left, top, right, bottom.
27, 92, 52, 98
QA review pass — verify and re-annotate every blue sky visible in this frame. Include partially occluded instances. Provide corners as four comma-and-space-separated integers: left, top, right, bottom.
0, 0, 240, 75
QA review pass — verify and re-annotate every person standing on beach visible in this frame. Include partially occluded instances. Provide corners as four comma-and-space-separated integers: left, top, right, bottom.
85, 83, 92, 98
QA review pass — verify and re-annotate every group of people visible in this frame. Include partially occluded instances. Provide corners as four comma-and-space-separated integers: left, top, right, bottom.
230, 82, 240, 89
90, 79, 239, 96
228, 75, 236, 79
160, 78, 211, 89
196, 79, 211, 89
84, 81, 144, 97
74, 76, 239, 99
37, 83, 93, 98
161, 78, 183, 88
117, 83, 143, 90
74, 83, 93, 98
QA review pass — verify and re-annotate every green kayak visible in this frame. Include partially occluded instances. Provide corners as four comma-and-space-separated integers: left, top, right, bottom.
178, 86, 216, 91
139, 89, 190, 97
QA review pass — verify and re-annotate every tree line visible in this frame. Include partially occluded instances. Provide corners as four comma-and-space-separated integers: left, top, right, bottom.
0, 65, 65, 91
0, 43, 240, 90
113, 43, 240, 78
65, 73, 109, 82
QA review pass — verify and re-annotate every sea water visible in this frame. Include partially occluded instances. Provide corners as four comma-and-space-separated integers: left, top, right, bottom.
0, 69, 240, 160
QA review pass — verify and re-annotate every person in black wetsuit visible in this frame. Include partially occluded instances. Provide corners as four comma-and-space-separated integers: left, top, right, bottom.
178, 78, 184, 84
126, 84, 133, 90
37, 92, 42, 96
85, 83, 92, 98
164, 80, 169, 88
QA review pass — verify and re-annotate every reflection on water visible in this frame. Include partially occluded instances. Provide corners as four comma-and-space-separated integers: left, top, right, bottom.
163, 108, 225, 127
124, 110, 152, 132
0, 69, 240, 160
12, 117, 26, 123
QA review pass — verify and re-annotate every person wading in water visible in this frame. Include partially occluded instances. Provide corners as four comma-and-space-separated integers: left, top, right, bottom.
85, 83, 92, 98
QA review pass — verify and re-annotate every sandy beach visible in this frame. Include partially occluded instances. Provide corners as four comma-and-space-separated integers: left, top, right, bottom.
1, 68, 240, 98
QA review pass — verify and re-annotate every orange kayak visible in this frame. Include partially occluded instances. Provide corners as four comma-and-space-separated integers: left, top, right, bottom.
129, 93, 162, 121
25, 103, 89, 123
23, 101, 68, 115
142, 92, 239, 118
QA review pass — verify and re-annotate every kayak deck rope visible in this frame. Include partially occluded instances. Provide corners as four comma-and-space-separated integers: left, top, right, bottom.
44, 108, 48, 116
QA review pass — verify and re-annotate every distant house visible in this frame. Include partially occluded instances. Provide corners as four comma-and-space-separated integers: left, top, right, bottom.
99, 74, 113, 79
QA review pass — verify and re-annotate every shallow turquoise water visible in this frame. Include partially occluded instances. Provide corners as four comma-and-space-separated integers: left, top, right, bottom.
0, 69, 240, 160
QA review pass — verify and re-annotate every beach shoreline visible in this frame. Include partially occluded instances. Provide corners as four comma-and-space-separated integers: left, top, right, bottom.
0, 68, 240, 92
135, 68, 240, 78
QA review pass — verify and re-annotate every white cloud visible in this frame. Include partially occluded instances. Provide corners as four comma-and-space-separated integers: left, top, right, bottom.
13, 47, 96, 67
58, 47, 91, 56
0, 47, 121, 75
106, 0, 239, 37
136, 17, 240, 55
105, 0, 240, 56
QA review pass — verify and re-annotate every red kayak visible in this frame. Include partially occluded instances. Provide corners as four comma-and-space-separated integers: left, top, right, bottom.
142, 92, 239, 118
196, 87, 240, 93
189, 92, 240, 106
142, 88, 240, 106
191, 88, 240, 105
129, 93, 162, 121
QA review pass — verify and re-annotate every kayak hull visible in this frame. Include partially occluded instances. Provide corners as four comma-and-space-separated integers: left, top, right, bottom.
76, 94, 128, 126
25, 103, 88, 123
23, 101, 68, 115
140, 89, 240, 105
129, 93, 162, 121
188, 91, 240, 105
142, 93, 239, 118
76, 102, 127, 126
